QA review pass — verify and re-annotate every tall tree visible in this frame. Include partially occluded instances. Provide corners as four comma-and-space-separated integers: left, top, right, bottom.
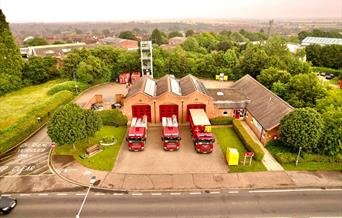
0, 9, 24, 96
84, 109, 102, 143
47, 103, 87, 149
150, 28, 168, 45
257, 67, 291, 89
22, 56, 59, 84
280, 108, 324, 153
168, 31, 183, 38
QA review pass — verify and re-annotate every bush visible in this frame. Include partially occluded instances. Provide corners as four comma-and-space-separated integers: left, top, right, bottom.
210, 116, 234, 125
232, 120, 265, 161
47, 81, 90, 95
0, 91, 74, 154
96, 109, 128, 126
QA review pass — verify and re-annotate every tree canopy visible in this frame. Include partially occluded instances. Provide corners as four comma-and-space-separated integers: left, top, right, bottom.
0, 9, 24, 96
280, 108, 324, 153
150, 28, 168, 45
119, 31, 137, 40
23, 37, 49, 46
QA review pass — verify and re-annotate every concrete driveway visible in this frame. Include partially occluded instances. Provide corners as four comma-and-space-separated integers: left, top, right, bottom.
113, 126, 228, 174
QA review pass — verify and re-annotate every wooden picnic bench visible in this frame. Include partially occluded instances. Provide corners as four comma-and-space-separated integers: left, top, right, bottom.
85, 144, 102, 157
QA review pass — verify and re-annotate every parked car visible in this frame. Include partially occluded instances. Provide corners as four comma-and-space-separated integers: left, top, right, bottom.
320, 72, 326, 76
325, 74, 334, 80
91, 103, 104, 111
0, 196, 17, 214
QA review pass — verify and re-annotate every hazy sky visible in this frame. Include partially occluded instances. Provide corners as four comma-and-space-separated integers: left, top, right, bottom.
1, 0, 341, 22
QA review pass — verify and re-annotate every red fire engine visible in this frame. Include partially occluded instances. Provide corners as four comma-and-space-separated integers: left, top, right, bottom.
126, 116, 148, 151
189, 109, 215, 154
161, 115, 181, 151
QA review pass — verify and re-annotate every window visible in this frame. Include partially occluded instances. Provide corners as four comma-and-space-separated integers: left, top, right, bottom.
223, 111, 228, 116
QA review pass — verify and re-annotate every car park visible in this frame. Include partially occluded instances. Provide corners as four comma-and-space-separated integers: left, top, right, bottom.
325, 74, 334, 80
0, 196, 17, 214
90, 103, 104, 111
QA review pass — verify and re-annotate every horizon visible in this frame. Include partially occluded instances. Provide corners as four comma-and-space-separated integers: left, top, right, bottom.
1, 0, 341, 23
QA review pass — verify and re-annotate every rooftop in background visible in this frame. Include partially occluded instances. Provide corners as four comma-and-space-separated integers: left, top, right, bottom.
301, 36, 342, 46
21, 43, 86, 58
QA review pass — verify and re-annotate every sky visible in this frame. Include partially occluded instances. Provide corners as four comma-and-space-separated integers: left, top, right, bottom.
1, 0, 341, 23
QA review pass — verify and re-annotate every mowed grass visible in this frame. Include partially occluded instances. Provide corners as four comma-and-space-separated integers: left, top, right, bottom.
212, 127, 267, 172
0, 80, 64, 130
54, 126, 127, 171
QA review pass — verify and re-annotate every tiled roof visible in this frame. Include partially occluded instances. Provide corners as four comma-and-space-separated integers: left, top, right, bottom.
179, 75, 207, 96
232, 75, 293, 130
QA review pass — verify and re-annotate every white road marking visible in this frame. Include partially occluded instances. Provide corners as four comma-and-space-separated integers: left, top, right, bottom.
170, 192, 181, 195
189, 192, 201, 195
249, 188, 324, 193
94, 193, 105, 196
228, 191, 239, 194
38, 193, 48, 196
76, 193, 86, 196
20, 193, 30, 196
113, 193, 123, 196
1, 194, 11, 197
131, 193, 143, 196
209, 191, 221, 194
56, 193, 68, 196
151, 193, 162, 196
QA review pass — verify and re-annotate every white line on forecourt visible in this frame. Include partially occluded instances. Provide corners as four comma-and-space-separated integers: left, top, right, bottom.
189, 192, 201, 195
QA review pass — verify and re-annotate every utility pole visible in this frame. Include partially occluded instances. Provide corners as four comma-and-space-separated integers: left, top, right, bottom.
76, 176, 96, 218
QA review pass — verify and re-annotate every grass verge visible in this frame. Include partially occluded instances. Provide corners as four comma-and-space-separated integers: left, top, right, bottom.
267, 140, 342, 171
212, 127, 267, 172
53, 126, 127, 171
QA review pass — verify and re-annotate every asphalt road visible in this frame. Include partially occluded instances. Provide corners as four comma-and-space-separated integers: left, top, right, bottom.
5, 189, 342, 218
0, 126, 52, 177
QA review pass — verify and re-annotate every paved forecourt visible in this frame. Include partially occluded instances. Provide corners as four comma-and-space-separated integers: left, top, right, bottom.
113, 126, 228, 174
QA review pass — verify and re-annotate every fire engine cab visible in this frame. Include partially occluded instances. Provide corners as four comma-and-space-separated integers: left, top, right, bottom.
126, 116, 148, 151
161, 115, 181, 151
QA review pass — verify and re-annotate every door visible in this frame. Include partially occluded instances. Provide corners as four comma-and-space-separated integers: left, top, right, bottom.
132, 105, 151, 122
186, 104, 206, 121
159, 104, 179, 122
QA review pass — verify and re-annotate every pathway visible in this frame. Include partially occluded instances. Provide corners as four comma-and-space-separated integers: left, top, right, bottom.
240, 121, 284, 171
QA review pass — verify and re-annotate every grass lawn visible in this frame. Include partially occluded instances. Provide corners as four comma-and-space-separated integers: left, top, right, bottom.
0, 80, 65, 130
53, 126, 127, 171
212, 127, 267, 172
267, 141, 342, 171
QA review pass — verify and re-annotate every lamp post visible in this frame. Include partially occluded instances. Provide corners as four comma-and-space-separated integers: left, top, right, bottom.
76, 176, 96, 218
73, 71, 78, 93
295, 147, 302, 166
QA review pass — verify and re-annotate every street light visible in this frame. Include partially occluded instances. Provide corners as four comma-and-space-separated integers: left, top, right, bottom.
295, 147, 302, 166
73, 71, 78, 93
76, 176, 96, 218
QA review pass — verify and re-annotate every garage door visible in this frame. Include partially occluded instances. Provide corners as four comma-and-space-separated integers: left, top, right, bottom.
132, 105, 152, 122
186, 104, 206, 121
159, 104, 179, 122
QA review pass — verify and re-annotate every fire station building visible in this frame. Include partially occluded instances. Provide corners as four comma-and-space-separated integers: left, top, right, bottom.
121, 74, 293, 145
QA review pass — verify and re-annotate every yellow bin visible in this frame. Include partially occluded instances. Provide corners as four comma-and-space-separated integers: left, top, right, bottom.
226, 148, 239, 165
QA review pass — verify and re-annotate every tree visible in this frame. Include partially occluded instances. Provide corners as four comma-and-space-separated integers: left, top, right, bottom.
0, 9, 24, 96
52, 40, 65, 45
306, 44, 342, 69
24, 37, 49, 46
257, 67, 291, 89
22, 56, 59, 84
84, 109, 102, 143
316, 89, 342, 113
280, 108, 324, 153
76, 55, 111, 84
116, 50, 141, 74
320, 109, 342, 156
150, 28, 168, 45
181, 37, 206, 53
235, 43, 269, 78
47, 103, 87, 149
168, 31, 183, 38
185, 30, 195, 37
118, 31, 137, 40
230, 32, 246, 42
61, 48, 91, 80
286, 73, 327, 108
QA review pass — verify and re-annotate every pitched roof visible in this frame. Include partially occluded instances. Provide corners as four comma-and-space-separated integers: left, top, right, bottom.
231, 75, 293, 130
301, 37, 342, 46
126, 76, 148, 98
179, 75, 207, 96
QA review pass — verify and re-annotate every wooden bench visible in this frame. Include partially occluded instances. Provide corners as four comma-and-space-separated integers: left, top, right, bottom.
85, 144, 102, 157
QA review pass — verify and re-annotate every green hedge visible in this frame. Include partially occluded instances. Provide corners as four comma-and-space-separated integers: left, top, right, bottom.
47, 81, 90, 95
266, 140, 342, 164
0, 90, 74, 154
232, 120, 265, 161
96, 109, 128, 127
210, 116, 234, 125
